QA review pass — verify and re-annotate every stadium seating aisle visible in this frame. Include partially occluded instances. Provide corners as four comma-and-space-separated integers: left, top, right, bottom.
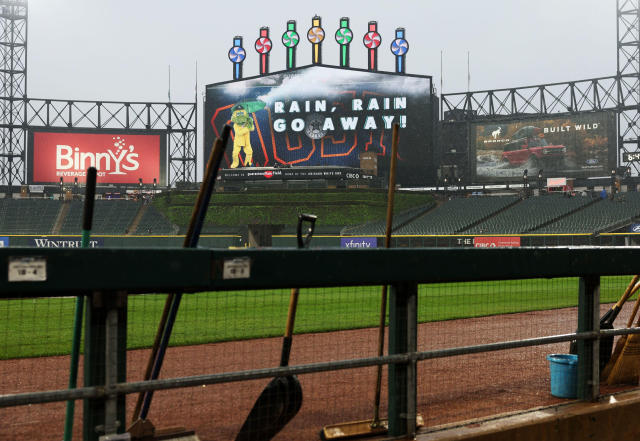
134, 204, 179, 235
464, 194, 593, 234
58, 200, 143, 235
394, 196, 519, 235
341, 202, 436, 236
535, 192, 640, 234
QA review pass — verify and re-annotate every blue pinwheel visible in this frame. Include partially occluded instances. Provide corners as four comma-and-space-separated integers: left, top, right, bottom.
228, 46, 246, 63
391, 38, 409, 56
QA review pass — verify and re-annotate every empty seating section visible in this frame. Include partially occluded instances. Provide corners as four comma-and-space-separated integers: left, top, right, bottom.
59, 200, 82, 234
341, 202, 435, 236
0, 199, 60, 234
395, 196, 519, 235
465, 194, 593, 234
4, 192, 640, 238
535, 192, 640, 233
59, 200, 140, 234
134, 205, 178, 235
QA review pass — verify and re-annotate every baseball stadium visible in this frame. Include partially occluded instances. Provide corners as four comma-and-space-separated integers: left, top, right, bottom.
3, 1, 640, 441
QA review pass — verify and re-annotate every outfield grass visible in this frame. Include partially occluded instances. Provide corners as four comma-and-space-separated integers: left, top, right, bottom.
0, 276, 631, 360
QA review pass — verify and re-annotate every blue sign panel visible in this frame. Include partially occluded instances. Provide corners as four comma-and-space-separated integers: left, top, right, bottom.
0, 237, 8, 247
630, 223, 640, 233
340, 237, 377, 248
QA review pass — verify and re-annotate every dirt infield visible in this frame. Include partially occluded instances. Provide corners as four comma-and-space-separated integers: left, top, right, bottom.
1, 304, 637, 441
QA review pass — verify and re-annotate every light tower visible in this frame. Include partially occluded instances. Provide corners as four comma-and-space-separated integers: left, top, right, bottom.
0, 1, 27, 189
617, 0, 640, 174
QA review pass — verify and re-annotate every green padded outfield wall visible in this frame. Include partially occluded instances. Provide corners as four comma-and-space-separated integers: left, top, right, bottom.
2, 235, 243, 248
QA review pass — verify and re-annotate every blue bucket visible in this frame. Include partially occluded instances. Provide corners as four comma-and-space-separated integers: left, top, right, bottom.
546, 354, 578, 398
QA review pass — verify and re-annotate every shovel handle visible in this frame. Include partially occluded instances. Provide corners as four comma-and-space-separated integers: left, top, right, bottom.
82, 167, 97, 235
132, 126, 231, 424
618, 275, 640, 308
297, 213, 317, 249
280, 214, 317, 366
627, 282, 640, 328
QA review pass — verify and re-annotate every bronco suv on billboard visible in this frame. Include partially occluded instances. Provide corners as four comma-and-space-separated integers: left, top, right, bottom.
473, 112, 615, 181
501, 126, 567, 168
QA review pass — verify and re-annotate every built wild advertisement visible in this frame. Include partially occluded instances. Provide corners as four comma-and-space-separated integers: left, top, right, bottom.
205, 65, 433, 186
472, 112, 616, 181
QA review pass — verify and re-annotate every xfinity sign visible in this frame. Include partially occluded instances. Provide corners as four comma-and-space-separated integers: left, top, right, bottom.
340, 237, 377, 248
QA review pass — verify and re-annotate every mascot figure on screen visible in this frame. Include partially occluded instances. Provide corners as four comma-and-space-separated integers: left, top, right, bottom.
229, 100, 266, 168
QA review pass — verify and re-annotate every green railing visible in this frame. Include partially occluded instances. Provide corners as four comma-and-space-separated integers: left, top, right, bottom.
1, 246, 639, 440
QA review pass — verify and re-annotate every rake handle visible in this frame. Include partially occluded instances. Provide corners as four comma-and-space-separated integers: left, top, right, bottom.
131, 126, 230, 423
373, 123, 400, 426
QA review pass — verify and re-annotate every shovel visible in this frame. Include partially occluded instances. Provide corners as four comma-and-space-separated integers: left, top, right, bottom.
129, 125, 231, 434
569, 274, 640, 372
235, 213, 317, 441
63, 166, 97, 441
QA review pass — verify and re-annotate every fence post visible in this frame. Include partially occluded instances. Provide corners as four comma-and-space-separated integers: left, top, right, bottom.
84, 291, 128, 441
577, 276, 599, 401
388, 282, 418, 437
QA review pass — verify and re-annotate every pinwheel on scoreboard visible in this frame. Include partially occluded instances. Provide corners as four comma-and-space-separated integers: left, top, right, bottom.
390, 28, 409, 74
363, 21, 381, 71
282, 20, 299, 70
255, 27, 272, 75
334, 17, 353, 68
228, 36, 246, 80
307, 16, 325, 65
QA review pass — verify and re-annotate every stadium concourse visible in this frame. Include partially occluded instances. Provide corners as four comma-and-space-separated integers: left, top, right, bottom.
2, 186, 640, 241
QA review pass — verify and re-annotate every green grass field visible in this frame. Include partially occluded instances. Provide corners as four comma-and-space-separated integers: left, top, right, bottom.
153, 190, 433, 228
0, 276, 631, 360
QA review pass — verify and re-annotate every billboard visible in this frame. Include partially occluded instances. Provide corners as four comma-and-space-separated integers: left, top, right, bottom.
205, 65, 434, 186
472, 112, 616, 181
340, 237, 378, 248
473, 236, 521, 248
29, 236, 104, 248
27, 130, 167, 185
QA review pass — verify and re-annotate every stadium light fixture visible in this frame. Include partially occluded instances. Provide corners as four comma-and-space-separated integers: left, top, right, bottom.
538, 170, 543, 193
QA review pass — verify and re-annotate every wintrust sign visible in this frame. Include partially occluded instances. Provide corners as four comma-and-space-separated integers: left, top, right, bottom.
29, 131, 165, 184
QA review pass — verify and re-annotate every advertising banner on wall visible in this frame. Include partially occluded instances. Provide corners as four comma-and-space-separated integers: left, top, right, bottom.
205, 65, 434, 186
473, 236, 521, 247
29, 236, 104, 248
472, 112, 616, 181
340, 237, 378, 248
27, 130, 167, 185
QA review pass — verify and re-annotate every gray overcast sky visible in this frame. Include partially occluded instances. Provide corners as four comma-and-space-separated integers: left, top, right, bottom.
26, 0, 617, 173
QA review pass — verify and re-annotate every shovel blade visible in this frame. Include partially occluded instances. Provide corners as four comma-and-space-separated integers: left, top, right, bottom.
236, 375, 303, 441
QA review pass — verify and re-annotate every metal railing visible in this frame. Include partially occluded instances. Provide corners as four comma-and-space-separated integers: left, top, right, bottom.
1, 246, 640, 439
